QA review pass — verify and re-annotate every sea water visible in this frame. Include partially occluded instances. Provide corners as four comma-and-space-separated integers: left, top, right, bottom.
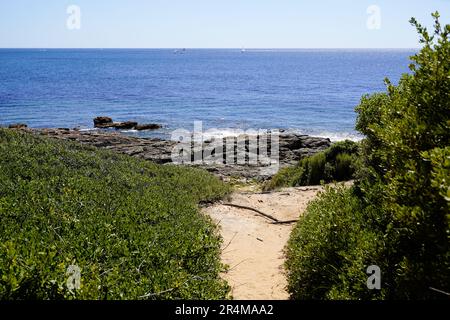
0, 48, 415, 141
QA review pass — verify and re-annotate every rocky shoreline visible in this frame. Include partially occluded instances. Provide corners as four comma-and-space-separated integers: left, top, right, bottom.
93, 116, 162, 131
10, 127, 331, 181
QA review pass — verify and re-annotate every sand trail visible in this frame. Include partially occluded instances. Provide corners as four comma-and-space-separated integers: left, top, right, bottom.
203, 186, 322, 300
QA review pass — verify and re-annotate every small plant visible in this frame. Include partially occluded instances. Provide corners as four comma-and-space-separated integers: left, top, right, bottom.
263, 140, 359, 190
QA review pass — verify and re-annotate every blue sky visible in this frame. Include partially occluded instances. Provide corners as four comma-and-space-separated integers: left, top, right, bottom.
0, 0, 449, 48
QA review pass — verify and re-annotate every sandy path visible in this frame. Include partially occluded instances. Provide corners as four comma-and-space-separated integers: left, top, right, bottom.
203, 186, 322, 300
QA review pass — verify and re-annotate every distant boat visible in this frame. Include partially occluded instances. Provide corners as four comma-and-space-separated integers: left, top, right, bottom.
241, 48, 246, 53
173, 48, 187, 54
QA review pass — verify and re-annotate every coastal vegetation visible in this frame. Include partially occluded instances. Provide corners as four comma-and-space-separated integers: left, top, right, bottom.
285, 13, 450, 299
263, 140, 359, 191
0, 129, 230, 299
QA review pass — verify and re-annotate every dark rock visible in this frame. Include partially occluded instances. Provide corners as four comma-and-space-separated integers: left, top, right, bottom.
28, 128, 332, 181
93, 116, 113, 127
301, 137, 331, 148
279, 134, 303, 149
112, 121, 138, 130
94, 117, 160, 131
8, 123, 28, 129
135, 123, 162, 131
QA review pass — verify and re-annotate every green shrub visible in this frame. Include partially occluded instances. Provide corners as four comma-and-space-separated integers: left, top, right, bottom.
263, 140, 359, 190
303, 152, 327, 186
262, 166, 304, 191
286, 185, 386, 300
335, 153, 354, 181
354, 12, 450, 299
0, 129, 231, 300
286, 13, 450, 300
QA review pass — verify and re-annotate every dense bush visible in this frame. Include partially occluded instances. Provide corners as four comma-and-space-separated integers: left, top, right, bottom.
286, 13, 450, 300
0, 129, 231, 300
286, 186, 386, 300
264, 140, 358, 190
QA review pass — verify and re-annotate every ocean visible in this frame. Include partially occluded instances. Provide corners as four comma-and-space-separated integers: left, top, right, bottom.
0, 49, 415, 141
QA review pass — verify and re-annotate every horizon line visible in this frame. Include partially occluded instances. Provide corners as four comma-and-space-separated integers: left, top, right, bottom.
0, 47, 419, 50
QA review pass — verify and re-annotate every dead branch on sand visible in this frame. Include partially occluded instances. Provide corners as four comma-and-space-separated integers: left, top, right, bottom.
221, 203, 298, 225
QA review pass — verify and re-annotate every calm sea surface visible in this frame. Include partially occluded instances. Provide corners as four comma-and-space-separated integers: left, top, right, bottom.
0, 49, 415, 141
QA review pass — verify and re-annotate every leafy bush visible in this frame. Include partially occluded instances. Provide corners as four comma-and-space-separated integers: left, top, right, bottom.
286, 13, 450, 300
0, 129, 231, 300
286, 186, 386, 300
335, 153, 354, 181
264, 140, 358, 190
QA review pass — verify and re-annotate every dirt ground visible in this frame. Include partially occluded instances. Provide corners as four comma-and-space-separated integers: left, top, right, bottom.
203, 186, 323, 300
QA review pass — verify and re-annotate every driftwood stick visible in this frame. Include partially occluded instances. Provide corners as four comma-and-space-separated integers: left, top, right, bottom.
222, 202, 279, 222
222, 202, 298, 225
271, 220, 299, 225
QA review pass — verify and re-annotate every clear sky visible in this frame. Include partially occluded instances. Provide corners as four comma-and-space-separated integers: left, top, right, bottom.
0, 0, 449, 48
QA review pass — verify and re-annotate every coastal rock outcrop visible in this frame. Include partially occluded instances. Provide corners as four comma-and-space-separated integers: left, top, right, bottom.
8, 123, 28, 129
112, 121, 138, 130
24, 128, 331, 181
93, 117, 161, 131
135, 123, 163, 131
93, 117, 113, 128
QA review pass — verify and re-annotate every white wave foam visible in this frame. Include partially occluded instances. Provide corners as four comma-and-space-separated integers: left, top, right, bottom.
281, 128, 363, 142
78, 128, 98, 132
314, 132, 363, 142
186, 127, 363, 142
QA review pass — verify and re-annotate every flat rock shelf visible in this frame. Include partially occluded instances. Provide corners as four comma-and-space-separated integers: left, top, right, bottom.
23, 128, 331, 181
